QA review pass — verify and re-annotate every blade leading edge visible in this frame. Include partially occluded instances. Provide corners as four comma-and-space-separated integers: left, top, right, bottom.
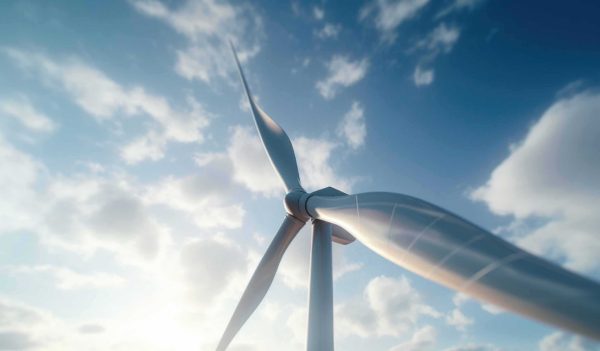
216, 215, 305, 351
306, 192, 600, 340
230, 43, 303, 193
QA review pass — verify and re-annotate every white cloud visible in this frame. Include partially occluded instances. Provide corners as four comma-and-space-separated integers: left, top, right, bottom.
539, 331, 598, 351
0, 96, 56, 132
417, 23, 461, 53
360, 0, 430, 42
42, 175, 171, 263
0, 135, 44, 233
437, 0, 486, 18
471, 91, 600, 274
180, 236, 249, 304
444, 344, 503, 351
294, 136, 353, 192
445, 308, 473, 331
337, 101, 366, 149
389, 325, 436, 351
0, 297, 59, 350
335, 275, 440, 338
130, 0, 263, 83
227, 126, 282, 197
147, 154, 246, 229
316, 55, 369, 100
4, 48, 210, 163
411, 23, 460, 86
3, 265, 124, 290
313, 6, 325, 20
413, 66, 435, 86
315, 23, 342, 39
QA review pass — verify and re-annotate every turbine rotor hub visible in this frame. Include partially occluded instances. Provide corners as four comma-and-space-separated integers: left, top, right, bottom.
284, 190, 311, 222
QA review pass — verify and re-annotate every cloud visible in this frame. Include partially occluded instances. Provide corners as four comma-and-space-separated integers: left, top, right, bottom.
130, 0, 263, 83
313, 6, 325, 20
411, 23, 460, 86
443, 344, 503, 351
147, 153, 245, 229
0, 139, 172, 264
0, 297, 54, 350
336, 275, 440, 338
315, 23, 342, 39
539, 331, 598, 351
294, 136, 354, 192
4, 48, 210, 163
360, 0, 430, 42
180, 236, 249, 304
471, 91, 600, 274
445, 308, 473, 331
337, 101, 366, 149
389, 325, 436, 351
417, 23, 461, 53
413, 65, 434, 86
316, 55, 369, 100
0, 96, 56, 132
227, 126, 282, 197
436, 0, 486, 19
42, 174, 171, 263
2, 265, 125, 290
0, 135, 44, 233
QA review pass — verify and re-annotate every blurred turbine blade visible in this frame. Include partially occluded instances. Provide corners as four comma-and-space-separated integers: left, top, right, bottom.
230, 42, 303, 193
216, 215, 306, 351
306, 192, 600, 340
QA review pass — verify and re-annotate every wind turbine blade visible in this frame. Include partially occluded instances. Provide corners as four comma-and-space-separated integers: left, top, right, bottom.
306, 192, 600, 340
216, 215, 305, 351
230, 43, 303, 193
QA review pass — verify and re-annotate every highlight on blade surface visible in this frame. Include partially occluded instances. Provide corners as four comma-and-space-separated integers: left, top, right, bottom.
216, 215, 305, 351
306, 192, 600, 340
230, 43, 303, 193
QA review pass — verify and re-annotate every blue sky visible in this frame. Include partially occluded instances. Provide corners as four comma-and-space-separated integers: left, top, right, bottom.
0, 0, 599, 350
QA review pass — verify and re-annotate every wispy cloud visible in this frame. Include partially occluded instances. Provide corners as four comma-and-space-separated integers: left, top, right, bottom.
0, 96, 56, 133
2, 265, 125, 290
411, 23, 460, 86
337, 101, 367, 149
130, 0, 263, 83
445, 308, 473, 331
315, 23, 342, 39
360, 0, 430, 42
389, 325, 436, 351
316, 55, 369, 100
4, 48, 210, 163
335, 275, 440, 338
436, 0, 486, 19
413, 65, 434, 86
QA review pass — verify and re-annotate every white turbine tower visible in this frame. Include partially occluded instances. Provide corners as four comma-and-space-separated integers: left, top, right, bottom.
217, 45, 600, 351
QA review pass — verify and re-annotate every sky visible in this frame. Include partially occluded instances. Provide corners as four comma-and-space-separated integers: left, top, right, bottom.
0, 0, 599, 350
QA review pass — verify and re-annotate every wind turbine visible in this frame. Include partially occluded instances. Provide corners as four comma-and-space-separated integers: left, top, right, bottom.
217, 45, 600, 351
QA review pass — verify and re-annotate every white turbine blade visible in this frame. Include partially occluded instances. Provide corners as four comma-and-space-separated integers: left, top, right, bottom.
216, 215, 305, 351
306, 192, 600, 340
230, 43, 303, 193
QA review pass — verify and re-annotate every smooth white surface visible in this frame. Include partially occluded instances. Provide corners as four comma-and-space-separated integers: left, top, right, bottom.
307, 220, 334, 351
307, 192, 600, 340
216, 215, 305, 351
231, 43, 303, 193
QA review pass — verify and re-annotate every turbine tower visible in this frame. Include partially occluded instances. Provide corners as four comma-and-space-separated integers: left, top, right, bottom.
216, 44, 600, 351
